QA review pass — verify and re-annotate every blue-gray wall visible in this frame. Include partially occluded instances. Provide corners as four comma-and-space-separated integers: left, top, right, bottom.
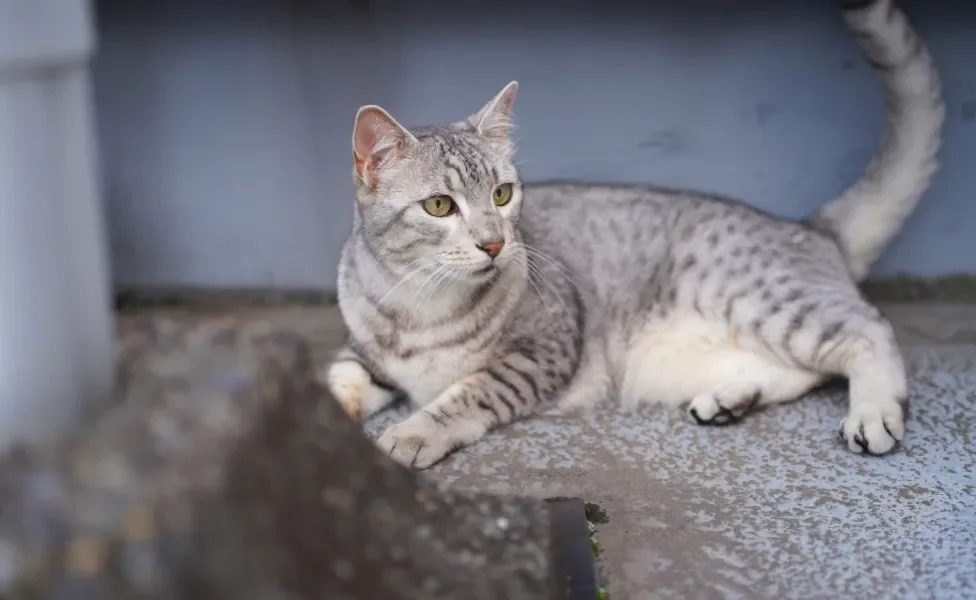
93, 0, 976, 291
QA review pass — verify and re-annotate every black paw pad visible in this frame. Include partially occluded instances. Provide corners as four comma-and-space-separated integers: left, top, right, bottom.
853, 424, 872, 454
690, 405, 739, 427
408, 441, 427, 468
689, 407, 707, 425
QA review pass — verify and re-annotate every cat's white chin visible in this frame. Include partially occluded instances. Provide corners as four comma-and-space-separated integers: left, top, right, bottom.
464, 263, 500, 282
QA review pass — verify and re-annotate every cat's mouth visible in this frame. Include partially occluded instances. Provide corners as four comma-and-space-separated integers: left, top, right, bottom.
469, 263, 499, 279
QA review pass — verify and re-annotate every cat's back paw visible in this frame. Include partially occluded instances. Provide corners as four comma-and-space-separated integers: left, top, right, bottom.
839, 397, 907, 455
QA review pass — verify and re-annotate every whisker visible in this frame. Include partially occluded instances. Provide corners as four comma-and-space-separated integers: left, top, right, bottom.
527, 261, 571, 318
510, 243, 575, 291
518, 243, 582, 290
511, 245, 571, 318
426, 264, 456, 299
513, 252, 549, 308
371, 254, 448, 313
441, 266, 465, 297
412, 263, 450, 306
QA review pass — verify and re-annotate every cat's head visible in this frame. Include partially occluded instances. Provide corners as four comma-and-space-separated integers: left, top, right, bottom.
350, 82, 523, 284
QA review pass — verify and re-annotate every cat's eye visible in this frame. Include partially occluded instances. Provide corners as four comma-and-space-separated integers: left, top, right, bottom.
493, 183, 514, 207
422, 195, 455, 217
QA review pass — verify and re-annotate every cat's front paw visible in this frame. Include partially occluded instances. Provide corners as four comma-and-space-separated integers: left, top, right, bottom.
839, 398, 906, 455
375, 413, 452, 469
319, 360, 369, 422
319, 359, 398, 424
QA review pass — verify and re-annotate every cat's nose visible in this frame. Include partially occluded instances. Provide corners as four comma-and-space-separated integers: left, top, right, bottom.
478, 240, 505, 259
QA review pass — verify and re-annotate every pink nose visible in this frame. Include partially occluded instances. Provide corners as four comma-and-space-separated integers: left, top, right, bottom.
480, 241, 505, 258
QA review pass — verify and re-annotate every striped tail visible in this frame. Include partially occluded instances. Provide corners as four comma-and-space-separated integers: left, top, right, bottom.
812, 0, 945, 281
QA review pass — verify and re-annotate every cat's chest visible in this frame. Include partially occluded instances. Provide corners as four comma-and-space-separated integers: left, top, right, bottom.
378, 345, 488, 406
342, 302, 496, 404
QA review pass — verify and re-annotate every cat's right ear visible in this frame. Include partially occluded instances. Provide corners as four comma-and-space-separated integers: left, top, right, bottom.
467, 81, 518, 144
352, 106, 416, 190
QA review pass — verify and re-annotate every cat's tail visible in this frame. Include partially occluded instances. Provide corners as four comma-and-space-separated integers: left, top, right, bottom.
811, 0, 945, 281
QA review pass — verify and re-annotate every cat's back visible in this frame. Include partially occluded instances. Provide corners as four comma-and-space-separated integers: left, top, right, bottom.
520, 182, 851, 296
519, 182, 675, 276
521, 181, 785, 246
523, 181, 825, 242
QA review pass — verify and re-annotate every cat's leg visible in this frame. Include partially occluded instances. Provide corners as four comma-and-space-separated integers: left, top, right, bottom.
547, 338, 613, 415
686, 359, 823, 425
319, 347, 399, 423
753, 295, 909, 455
620, 314, 823, 418
811, 313, 908, 455
375, 350, 561, 469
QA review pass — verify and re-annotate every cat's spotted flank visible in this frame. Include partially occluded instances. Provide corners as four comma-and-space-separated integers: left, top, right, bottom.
324, 0, 944, 469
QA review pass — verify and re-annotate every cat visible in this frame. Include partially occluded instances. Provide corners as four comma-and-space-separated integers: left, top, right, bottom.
323, 0, 944, 469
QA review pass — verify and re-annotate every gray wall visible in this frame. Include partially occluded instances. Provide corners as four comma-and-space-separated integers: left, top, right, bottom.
93, 0, 976, 292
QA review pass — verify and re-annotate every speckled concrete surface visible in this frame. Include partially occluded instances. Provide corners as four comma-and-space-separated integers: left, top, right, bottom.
161, 303, 975, 599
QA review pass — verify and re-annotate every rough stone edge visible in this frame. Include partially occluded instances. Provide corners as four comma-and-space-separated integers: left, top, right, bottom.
0, 314, 560, 599
115, 287, 337, 311
115, 275, 976, 311
859, 274, 976, 303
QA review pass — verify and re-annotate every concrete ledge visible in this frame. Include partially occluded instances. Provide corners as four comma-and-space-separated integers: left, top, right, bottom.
0, 0, 113, 453
113, 274, 976, 313
0, 0, 93, 76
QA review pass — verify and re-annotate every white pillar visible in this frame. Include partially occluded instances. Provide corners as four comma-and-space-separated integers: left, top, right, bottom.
0, 0, 114, 452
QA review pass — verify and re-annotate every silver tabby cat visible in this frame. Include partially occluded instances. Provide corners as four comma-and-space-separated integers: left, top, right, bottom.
324, 0, 944, 469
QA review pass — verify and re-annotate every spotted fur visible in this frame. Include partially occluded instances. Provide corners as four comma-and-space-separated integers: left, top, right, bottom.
323, 0, 943, 468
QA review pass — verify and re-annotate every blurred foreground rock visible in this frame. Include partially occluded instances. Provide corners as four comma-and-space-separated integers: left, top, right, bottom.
0, 312, 559, 599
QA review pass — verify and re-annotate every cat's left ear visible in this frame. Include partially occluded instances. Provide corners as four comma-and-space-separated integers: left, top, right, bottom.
467, 81, 518, 143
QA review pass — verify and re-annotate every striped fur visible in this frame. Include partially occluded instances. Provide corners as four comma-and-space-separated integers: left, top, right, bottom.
324, 0, 943, 469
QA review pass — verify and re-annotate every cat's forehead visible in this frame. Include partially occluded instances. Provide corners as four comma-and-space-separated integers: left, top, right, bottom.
410, 126, 506, 187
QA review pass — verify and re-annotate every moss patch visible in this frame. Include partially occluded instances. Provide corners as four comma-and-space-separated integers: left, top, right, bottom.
584, 502, 610, 525
585, 502, 610, 599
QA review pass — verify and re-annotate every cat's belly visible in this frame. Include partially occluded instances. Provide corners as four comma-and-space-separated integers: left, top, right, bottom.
618, 311, 796, 407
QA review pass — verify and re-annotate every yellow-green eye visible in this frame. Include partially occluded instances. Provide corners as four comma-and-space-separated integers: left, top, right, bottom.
493, 183, 514, 207
422, 195, 455, 217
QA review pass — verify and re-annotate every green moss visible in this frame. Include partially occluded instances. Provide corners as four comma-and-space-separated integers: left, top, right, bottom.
583, 502, 610, 524
587, 504, 609, 598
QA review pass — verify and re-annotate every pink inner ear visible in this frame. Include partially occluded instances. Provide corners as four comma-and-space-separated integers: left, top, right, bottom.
476, 82, 518, 141
353, 108, 405, 183
353, 110, 388, 161
493, 84, 517, 116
